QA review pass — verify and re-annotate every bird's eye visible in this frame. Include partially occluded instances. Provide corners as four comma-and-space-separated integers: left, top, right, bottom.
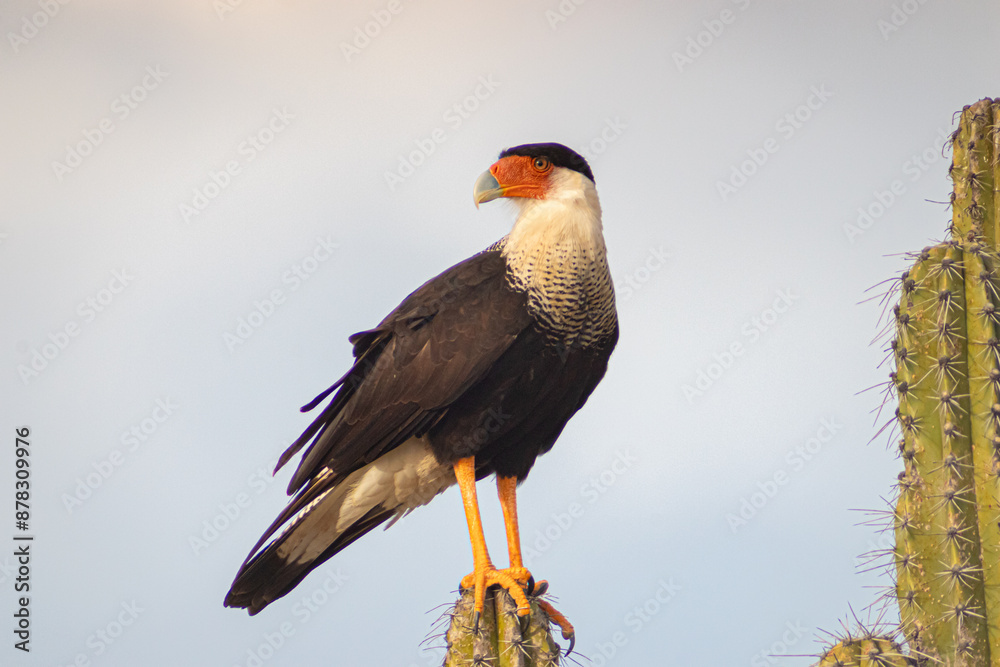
532, 157, 551, 172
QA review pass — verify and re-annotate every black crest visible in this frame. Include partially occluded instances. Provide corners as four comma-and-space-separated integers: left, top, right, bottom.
499, 143, 594, 183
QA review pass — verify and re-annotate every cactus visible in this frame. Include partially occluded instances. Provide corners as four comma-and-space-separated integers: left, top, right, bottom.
441, 586, 564, 666
815, 631, 914, 666
815, 98, 1000, 666
890, 97, 1000, 665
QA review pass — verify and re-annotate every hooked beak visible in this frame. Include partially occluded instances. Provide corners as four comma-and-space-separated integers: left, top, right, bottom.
473, 169, 505, 208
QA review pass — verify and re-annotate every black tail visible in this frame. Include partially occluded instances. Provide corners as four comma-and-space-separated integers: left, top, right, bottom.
224, 465, 396, 614
225, 505, 393, 614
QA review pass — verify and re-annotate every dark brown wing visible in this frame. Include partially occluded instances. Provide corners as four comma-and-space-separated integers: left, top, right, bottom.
278, 249, 533, 495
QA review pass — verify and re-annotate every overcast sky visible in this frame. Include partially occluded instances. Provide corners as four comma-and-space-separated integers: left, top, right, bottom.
2, 1, 999, 666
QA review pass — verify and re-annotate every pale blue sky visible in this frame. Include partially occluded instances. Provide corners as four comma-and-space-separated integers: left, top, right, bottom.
2, 1, 999, 665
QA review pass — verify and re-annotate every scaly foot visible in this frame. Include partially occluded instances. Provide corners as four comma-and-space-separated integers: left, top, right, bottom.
460, 564, 533, 624
459, 568, 576, 656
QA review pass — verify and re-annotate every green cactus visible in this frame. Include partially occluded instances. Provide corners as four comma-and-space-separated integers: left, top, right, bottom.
441, 586, 563, 666
890, 97, 1000, 665
816, 98, 1000, 666
815, 631, 914, 666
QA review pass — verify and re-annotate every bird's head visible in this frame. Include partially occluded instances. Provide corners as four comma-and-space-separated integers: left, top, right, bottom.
473, 143, 595, 209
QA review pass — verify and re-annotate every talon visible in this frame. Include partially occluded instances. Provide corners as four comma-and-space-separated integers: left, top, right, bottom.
518, 609, 531, 635
461, 566, 532, 617
472, 610, 481, 634
536, 599, 575, 655
526, 574, 535, 595
532, 579, 549, 596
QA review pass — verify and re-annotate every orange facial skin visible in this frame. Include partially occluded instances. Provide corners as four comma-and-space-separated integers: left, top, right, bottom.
489, 155, 553, 200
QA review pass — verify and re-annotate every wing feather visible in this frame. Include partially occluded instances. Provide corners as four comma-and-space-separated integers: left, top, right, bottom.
279, 250, 531, 494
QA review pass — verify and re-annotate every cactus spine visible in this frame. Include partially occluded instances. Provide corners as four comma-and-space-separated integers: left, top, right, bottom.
442, 587, 563, 666
815, 632, 914, 666
815, 99, 1000, 666
891, 97, 1000, 665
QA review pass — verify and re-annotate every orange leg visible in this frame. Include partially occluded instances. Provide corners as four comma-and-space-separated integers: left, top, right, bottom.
497, 474, 576, 653
454, 458, 530, 623
496, 475, 532, 586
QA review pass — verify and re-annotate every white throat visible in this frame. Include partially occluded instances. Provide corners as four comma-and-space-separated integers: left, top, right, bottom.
497, 168, 617, 344
503, 168, 604, 264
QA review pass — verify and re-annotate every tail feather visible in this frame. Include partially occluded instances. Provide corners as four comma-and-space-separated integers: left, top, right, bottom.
225, 437, 454, 614
224, 467, 394, 614
225, 506, 393, 614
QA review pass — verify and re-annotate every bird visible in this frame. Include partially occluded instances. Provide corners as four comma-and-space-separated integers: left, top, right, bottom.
224, 142, 619, 646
